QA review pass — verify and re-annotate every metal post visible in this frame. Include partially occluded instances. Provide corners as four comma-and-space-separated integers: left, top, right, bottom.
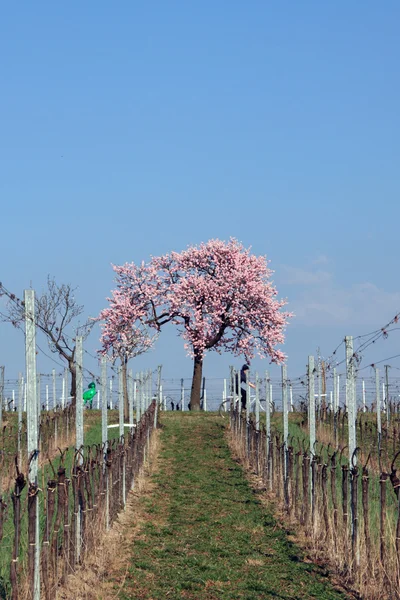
282, 365, 288, 485
128, 369, 134, 430
134, 379, 138, 418
109, 378, 113, 410
18, 373, 23, 460
333, 368, 338, 444
75, 336, 83, 564
376, 367, 381, 468
63, 368, 68, 409
362, 379, 366, 413
265, 370, 271, 490
101, 357, 108, 448
61, 378, 65, 410
37, 373, 41, 421
75, 337, 84, 454
25, 290, 40, 600
346, 336, 356, 465
118, 366, 124, 438
223, 379, 227, 412
136, 373, 141, 422
246, 370, 250, 456
181, 378, 185, 412
157, 365, 162, 409
317, 358, 322, 421
385, 365, 390, 425
255, 373, 260, 432
52, 369, 56, 410
140, 372, 145, 416
308, 356, 315, 457
204, 388, 207, 411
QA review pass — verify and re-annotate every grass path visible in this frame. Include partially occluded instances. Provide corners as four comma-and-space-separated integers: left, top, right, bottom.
116, 413, 348, 600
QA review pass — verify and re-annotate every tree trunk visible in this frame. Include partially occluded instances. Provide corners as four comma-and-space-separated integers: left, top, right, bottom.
122, 358, 129, 422
69, 361, 76, 407
190, 354, 203, 411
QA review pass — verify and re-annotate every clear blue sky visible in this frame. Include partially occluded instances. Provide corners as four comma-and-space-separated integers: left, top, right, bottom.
1, 2, 400, 388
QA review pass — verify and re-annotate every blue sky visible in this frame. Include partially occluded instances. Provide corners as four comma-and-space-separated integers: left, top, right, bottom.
1, 2, 400, 388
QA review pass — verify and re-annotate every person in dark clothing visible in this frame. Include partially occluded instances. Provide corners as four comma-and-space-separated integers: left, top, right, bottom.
235, 364, 256, 410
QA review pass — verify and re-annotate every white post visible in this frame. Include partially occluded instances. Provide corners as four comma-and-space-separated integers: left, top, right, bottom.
255, 373, 260, 431
61, 378, 65, 410
385, 365, 390, 425
157, 368, 162, 412
101, 357, 108, 448
265, 370, 271, 489
119, 366, 124, 438
333, 368, 338, 413
45, 385, 49, 412
317, 359, 322, 419
119, 365, 126, 507
282, 365, 288, 450
12, 389, 15, 412
75, 337, 84, 454
181, 378, 185, 412
362, 379, 366, 413
63, 369, 68, 407
52, 369, 56, 410
134, 380, 138, 419
75, 336, 84, 564
37, 373, 41, 421
204, 388, 207, 412
18, 373, 23, 459
308, 356, 316, 457
128, 369, 134, 430
97, 388, 100, 411
289, 384, 293, 412
346, 335, 356, 465
376, 368, 381, 464
109, 379, 113, 410
136, 373, 141, 422
223, 379, 227, 412
25, 289, 40, 600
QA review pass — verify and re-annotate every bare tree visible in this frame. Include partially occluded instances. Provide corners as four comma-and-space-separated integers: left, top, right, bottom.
0, 277, 93, 406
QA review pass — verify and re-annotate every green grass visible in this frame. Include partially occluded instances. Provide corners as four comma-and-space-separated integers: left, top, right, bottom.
119, 413, 348, 600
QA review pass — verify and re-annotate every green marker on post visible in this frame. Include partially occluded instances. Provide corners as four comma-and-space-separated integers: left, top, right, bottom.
83, 382, 97, 408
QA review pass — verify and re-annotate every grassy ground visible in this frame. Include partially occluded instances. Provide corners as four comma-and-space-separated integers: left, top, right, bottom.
118, 413, 348, 600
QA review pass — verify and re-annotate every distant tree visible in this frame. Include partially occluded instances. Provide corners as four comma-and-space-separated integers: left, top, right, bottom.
98, 288, 156, 419
0, 277, 93, 406
101, 239, 292, 411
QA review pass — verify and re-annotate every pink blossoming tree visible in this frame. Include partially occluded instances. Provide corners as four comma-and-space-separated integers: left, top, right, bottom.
100, 239, 291, 411
98, 288, 156, 419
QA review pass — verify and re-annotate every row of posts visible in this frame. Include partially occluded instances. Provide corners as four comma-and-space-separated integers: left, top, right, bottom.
230, 336, 389, 571
24, 290, 161, 600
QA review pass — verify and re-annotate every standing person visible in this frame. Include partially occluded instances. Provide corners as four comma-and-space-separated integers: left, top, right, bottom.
235, 364, 256, 410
